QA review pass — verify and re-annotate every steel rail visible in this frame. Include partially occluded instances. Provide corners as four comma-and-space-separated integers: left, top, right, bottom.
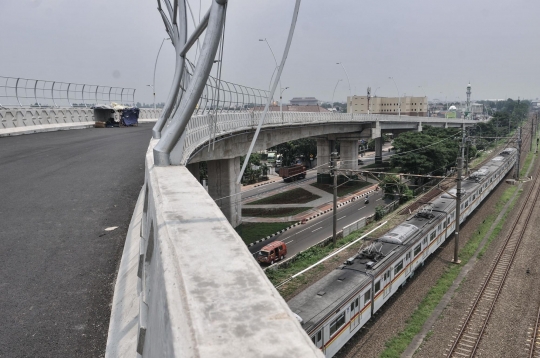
447, 158, 540, 358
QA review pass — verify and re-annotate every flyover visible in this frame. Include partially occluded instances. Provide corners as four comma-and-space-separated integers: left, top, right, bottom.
106, 1, 478, 357
179, 111, 476, 227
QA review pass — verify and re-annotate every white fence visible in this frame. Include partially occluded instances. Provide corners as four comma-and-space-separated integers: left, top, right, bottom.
343, 216, 367, 237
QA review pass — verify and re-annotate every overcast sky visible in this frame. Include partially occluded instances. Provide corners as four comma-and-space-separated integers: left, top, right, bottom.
1, 0, 539, 105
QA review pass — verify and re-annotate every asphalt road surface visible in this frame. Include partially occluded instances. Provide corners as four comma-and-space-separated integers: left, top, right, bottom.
241, 151, 394, 200
249, 190, 392, 257
0, 125, 153, 357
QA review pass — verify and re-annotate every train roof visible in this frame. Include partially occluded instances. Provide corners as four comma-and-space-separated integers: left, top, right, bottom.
288, 211, 442, 332
287, 147, 516, 333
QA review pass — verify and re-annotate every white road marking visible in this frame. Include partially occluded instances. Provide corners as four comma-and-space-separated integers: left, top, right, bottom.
358, 206, 367, 210
338, 216, 347, 221
312, 227, 323, 232
105, 226, 118, 231
376, 197, 383, 201
284, 240, 294, 244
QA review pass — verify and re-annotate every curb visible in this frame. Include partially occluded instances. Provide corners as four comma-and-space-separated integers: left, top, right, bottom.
248, 179, 281, 189
248, 221, 302, 247
247, 188, 378, 248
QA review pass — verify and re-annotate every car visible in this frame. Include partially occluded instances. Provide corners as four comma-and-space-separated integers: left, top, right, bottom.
256, 241, 287, 265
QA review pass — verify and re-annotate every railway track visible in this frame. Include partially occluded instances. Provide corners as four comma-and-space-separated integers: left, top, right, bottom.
528, 306, 540, 357
446, 159, 540, 358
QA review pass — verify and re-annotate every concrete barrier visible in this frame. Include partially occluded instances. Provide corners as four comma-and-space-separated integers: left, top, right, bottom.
0, 107, 160, 136
106, 138, 322, 357
343, 216, 367, 237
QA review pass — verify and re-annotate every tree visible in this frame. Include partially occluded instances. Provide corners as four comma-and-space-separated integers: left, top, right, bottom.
391, 126, 460, 177
379, 175, 412, 203
270, 138, 317, 167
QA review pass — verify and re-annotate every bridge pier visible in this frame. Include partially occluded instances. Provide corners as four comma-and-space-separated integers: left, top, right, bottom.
316, 138, 332, 183
207, 157, 242, 227
375, 137, 383, 164
340, 140, 359, 172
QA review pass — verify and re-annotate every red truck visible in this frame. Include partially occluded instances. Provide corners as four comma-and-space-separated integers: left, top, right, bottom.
278, 164, 306, 182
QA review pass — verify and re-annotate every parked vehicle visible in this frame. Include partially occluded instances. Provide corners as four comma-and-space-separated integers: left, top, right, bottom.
267, 151, 277, 163
257, 241, 287, 265
278, 164, 306, 182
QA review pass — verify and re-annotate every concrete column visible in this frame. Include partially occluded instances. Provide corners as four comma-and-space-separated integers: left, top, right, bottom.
187, 162, 200, 182
316, 138, 331, 174
340, 140, 359, 172
375, 137, 383, 164
418, 122, 423, 132
207, 157, 242, 227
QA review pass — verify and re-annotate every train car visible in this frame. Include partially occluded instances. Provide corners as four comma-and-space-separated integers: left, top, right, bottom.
287, 148, 517, 357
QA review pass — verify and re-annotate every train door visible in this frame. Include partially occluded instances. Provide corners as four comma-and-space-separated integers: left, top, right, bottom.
422, 237, 428, 262
311, 328, 323, 350
405, 252, 412, 275
383, 269, 392, 298
350, 296, 360, 331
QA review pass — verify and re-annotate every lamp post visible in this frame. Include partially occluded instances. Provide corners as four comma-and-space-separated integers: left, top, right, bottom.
259, 38, 282, 109
152, 37, 170, 111
389, 77, 400, 117
280, 86, 289, 123
331, 79, 342, 112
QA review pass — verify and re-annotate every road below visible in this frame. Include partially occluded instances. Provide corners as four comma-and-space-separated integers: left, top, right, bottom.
248, 190, 392, 257
0, 125, 153, 357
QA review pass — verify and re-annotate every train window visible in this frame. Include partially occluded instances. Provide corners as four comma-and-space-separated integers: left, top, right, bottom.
444, 219, 447, 228
317, 330, 322, 342
430, 231, 436, 241
312, 335, 316, 344
330, 312, 346, 336
406, 252, 411, 260
350, 302, 354, 312
394, 260, 403, 275
364, 289, 371, 303
355, 297, 359, 308
414, 244, 421, 256
423, 237, 427, 245
375, 280, 381, 293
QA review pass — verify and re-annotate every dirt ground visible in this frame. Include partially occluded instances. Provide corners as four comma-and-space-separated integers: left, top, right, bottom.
414, 161, 540, 357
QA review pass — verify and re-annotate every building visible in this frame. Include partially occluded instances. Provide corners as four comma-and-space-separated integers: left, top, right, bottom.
290, 97, 319, 106
471, 103, 484, 114
347, 96, 428, 116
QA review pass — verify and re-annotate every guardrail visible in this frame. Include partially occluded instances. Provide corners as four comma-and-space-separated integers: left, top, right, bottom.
112, 138, 321, 357
0, 76, 135, 108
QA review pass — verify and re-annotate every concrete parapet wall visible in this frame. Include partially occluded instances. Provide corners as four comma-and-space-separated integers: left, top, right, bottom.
106, 138, 322, 357
0, 107, 160, 136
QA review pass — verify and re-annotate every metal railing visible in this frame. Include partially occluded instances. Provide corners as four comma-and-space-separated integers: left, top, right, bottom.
185, 61, 270, 115
0, 76, 136, 108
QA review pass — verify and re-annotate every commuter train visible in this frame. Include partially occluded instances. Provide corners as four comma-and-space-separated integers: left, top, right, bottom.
287, 148, 518, 358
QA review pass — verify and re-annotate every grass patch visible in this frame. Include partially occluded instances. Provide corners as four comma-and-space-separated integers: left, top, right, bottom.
311, 180, 371, 197
380, 183, 522, 358
235, 222, 296, 245
520, 151, 535, 177
242, 207, 311, 218
247, 188, 321, 205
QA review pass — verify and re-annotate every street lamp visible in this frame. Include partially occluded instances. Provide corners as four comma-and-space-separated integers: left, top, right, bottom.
259, 38, 282, 110
152, 37, 171, 111
336, 62, 351, 96
331, 79, 342, 112
389, 77, 400, 117
280, 87, 289, 123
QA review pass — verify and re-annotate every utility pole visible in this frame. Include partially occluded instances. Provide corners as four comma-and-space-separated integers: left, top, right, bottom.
331, 151, 338, 245
465, 135, 470, 177
531, 115, 534, 152
516, 126, 522, 180
453, 124, 466, 264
